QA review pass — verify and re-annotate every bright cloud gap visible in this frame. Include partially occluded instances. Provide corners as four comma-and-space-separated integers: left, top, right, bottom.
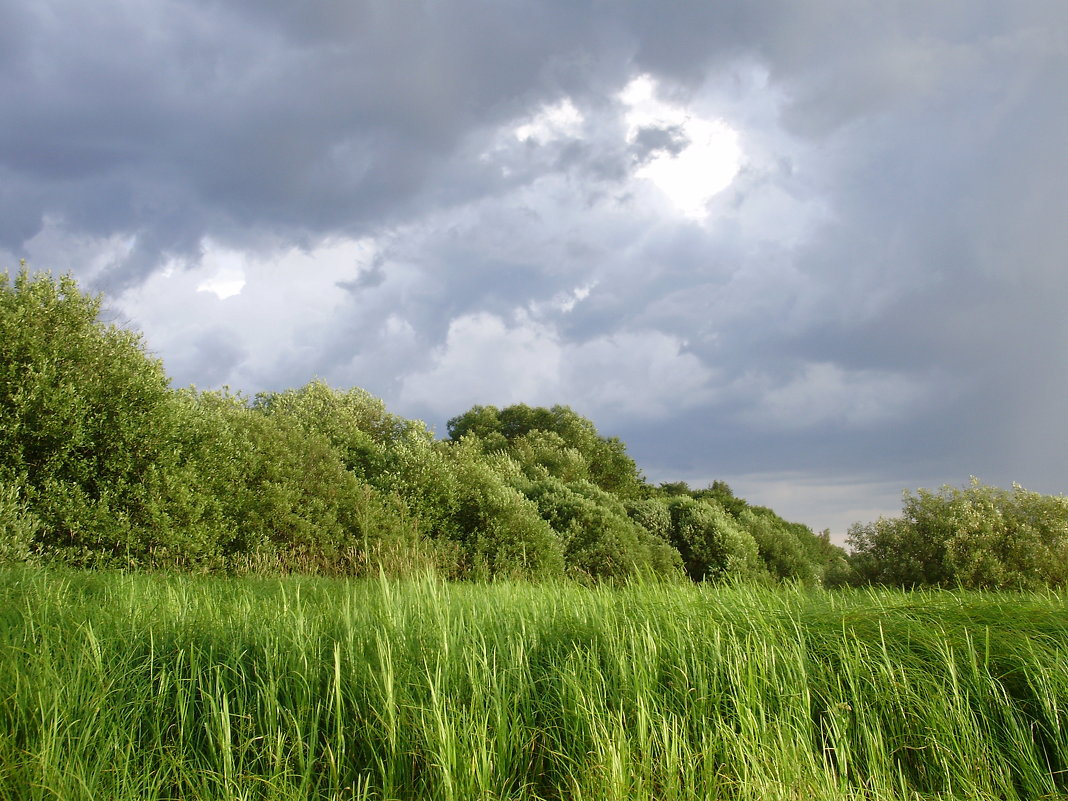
621, 74, 743, 219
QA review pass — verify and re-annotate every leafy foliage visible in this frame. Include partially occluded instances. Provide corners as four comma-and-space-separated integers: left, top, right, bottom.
848, 478, 1068, 589
662, 495, 761, 581
447, 403, 644, 497
0, 471, 38, 562
13, 268, 1055, 590
651, 480, 853, 585
0, 269, 184, 563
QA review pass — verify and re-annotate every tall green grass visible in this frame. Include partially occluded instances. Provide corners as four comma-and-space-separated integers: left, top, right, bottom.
1, 567, 1066, 800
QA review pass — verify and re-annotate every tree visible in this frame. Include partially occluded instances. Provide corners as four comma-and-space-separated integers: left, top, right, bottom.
694, 480, 748, 518
379, 433, 565, 579
739, 507, 818, 584
523, 477, 660, 581
506, 429, 591, 484
847, 479, 1068, 589
251, 380, 411, 481
0, 268, 179, 562
447, 403, 644, 497
664, 496, 761, 582
445, 404, 507, 451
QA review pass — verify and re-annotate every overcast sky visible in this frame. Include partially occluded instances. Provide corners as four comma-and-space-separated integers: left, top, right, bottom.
4, 0, 1066, 539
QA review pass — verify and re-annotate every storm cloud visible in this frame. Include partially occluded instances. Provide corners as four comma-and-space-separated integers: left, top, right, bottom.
4, 0, 1066, 536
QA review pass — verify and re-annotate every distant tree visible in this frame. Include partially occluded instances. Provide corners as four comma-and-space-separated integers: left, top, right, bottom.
848, 479, 1068, 590
847, 512, 952, 588
739, 507, 818, 584
625, 497, 673, 543
624, 497, 686, 578
523, 477, 670, 581
0, 268, 879, 585
940, 481, 1068, 589
448, 403, 644, 498
657, 481, 693, 497
694, 481, 749, 518
251, 381, 412, 481
664, 496, 761, 582
0, 470, 39, 563
381, 433, 565, 579
444, 404, 507, 451
506, 430, 591, 484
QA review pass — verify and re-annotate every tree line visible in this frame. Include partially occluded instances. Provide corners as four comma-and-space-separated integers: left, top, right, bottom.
1, 268, 1064, 588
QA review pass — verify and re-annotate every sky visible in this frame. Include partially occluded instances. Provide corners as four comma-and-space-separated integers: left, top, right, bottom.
3, 1, 1067, 541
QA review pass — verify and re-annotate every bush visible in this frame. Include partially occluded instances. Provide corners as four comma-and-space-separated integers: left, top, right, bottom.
0, 269, 185, 563
380, 434, 565, 579
624, 497, 686, 579
664, 497, 761, 582
848, 479, 1068, 590
0, 472, 39, 563
523, 478, 645, 581
252, 380, 408, 480
447, 403, 644, 498
739, 508, 818, 584
0, 268, 853, 585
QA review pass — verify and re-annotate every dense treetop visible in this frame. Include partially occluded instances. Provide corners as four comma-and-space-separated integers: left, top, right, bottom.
1, 268, 1063, 589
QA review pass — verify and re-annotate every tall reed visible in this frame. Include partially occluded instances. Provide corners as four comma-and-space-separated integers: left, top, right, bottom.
1, 567, 1065, 800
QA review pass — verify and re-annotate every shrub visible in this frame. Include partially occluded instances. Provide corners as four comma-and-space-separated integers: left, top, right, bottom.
0, 269, 185, 563
447, 403, 644, 498
664, 496, 761, 582
380, 434, 565, 579
848, 479, 1068, 590
252, 380, 408, 480
739, 507, 818, 584
0, 471, 39, 563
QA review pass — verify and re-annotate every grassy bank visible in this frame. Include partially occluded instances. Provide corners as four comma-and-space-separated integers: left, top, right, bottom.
1, 568, 1066, 800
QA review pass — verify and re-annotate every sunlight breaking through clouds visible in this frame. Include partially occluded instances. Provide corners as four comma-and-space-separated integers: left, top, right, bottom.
620, 75, 742, 219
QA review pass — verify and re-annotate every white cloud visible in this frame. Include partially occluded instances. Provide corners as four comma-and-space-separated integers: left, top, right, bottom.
735, 362, 936, 431
195, 275, 246, 300
399, 312, 562, 413
195, 247, 246, 299
399, 310, 715, 426
18, 216, 136, 282
514, 97, 584, 144
115, 236, 378, 388
563, 331, 716, 421
527, 282, 596, 316
621, 74, 742, 219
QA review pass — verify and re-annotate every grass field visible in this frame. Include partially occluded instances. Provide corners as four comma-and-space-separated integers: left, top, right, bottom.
1, 567, 1066, 800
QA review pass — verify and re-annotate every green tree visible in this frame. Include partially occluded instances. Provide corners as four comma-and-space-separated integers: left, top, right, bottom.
739, 507, 817, 584
624, 497, 686, 578
506, 429, 591, 484
0, 470, 39, 563
251, 380, 411, 481
381, 433, 565, 579
847, 479, 1068, 589
0, 268, 182, 563
664, 496, 761, 582
524, 477, 651, 581
444, 404, 508, 451
941, 481, 1068, 590
447, 403, 643, 497
694, 480, 749, 518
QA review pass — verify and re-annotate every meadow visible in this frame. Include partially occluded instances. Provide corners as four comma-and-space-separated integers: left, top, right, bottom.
1, 567, 1066, 801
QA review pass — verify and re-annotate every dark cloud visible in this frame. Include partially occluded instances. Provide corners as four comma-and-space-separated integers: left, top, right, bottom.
2, 0, 605, 284
630, 124, 690, 162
